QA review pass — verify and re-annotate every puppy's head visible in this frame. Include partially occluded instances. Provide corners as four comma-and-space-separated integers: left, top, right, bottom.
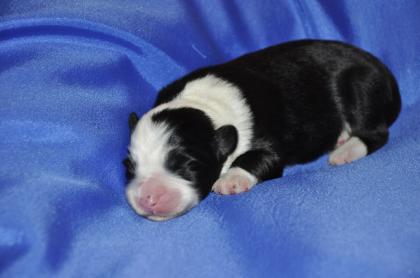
124, 108, 237, 221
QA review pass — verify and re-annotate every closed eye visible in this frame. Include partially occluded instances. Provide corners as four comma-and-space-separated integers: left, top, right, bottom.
166, 150, 201, 181
123, 156, 136, 180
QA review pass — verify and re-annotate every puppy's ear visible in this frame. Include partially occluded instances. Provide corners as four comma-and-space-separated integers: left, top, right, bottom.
128, 112, 139, 133
213, 125, 238, 162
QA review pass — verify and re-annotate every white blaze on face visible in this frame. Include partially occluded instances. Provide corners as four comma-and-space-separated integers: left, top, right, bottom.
129, 112, 171, 178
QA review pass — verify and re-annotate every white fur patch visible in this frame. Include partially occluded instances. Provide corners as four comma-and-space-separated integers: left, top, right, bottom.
129, 115, 171, 178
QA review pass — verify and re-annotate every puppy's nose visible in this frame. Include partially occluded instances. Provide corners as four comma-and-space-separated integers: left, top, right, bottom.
138, 187, 167, 212
137, 178, 181, 216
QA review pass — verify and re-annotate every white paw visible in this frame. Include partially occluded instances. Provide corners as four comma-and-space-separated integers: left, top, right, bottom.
212, 167, 258, 195
329, 137, 368, 166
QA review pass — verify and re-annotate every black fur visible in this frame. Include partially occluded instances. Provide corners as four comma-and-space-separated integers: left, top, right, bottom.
123, 157, 136, 180
127, 39, 401, 199
123, 112, 139, 181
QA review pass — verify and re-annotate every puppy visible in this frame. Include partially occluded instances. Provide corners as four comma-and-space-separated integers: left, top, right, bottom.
124, 40, 401, 221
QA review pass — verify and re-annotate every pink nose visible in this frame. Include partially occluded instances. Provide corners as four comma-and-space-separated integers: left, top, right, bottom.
138, 186, 166, 212
137, 178, 181, 216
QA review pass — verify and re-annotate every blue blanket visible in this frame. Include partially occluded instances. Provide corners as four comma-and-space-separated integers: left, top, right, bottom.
1, 1, 419, 277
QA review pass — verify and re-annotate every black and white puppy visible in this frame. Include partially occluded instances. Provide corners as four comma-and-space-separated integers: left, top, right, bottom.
124, 40, 401, 221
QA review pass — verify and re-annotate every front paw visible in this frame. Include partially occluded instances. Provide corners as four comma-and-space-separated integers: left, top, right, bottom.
212, 167, 258, 195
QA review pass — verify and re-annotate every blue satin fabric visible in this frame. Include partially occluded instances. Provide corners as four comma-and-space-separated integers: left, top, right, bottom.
1, 1, 419, 277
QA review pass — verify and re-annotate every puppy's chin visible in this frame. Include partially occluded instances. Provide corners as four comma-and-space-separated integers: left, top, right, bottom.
125, 175, 200, 221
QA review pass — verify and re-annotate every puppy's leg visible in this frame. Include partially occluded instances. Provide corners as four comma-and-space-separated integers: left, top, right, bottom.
213, 149, 283, 195
329, 137, 368, 165
335, 123, 351, 147
213, 167, 258, 195
329, 125, 389, 165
